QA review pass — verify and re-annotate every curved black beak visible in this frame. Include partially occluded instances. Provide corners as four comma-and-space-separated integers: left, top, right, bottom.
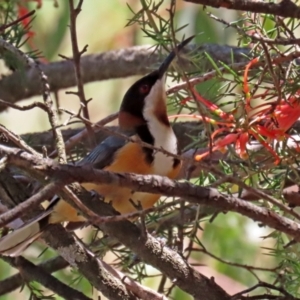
158, 36, 194, 78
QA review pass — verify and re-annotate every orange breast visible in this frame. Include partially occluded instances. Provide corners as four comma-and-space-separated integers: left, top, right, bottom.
50, 142, 181, 223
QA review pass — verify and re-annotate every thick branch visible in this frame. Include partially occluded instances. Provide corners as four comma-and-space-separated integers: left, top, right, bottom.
2, 145, 300, 241
3, 145, 300, 298
0, 146, 230, 300
0, 182, 61, 228
0, 172, 136, 300
41, 225, 136, 300
0, 203, 216, 296
0, 44, 249, 109
184, 0, 300, 18
1, 256, 90, 300
0, 256, 67, 296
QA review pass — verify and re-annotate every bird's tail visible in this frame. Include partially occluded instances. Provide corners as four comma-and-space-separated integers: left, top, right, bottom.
0, 210, 51, 257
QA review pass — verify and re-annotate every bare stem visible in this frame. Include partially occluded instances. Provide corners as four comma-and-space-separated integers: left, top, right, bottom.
68, 0, 95, 145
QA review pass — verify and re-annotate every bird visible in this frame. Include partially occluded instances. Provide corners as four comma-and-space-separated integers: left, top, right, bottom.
0, 36, 193, 256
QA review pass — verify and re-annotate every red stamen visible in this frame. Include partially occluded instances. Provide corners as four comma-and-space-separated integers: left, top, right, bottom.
243, 57, 259, 106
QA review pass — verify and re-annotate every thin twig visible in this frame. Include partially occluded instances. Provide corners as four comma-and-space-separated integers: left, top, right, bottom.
64, 184, 182, 224
0, 99, 48, 112
0, 124, 41, 156
231, 281, 298, 300
49, 112, 118, 158
0, 256, 68, 296
0, 181, 61, 228
166, 62, 247, 95
199, 163, 300, 221
1, 256, 91, 300
193, 247, 279, 273
0, 38, 66, 163
102, 259, 167, 300
60, 108, 184, 161
36, 63, 67, 163
184, 0, 300, 19
207, 11, 300, 46
68, 0, 94, 145
3, 145, 300, 243
0, 10, 36, 33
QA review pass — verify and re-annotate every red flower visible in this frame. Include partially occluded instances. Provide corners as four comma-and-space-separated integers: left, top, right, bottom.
16, 0, 44, 49
174, 57, 300, 165
17, 5, 35, 39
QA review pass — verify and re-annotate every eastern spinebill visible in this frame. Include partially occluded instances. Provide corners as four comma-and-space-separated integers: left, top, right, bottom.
0, 36, 193, 256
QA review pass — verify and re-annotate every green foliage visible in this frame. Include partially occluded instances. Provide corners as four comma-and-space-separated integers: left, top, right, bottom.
269, 234, 300, 296
0, 0, 42, 72
31, 0, 69, 61
172, 287, 193, 300
201, 213, 261, 286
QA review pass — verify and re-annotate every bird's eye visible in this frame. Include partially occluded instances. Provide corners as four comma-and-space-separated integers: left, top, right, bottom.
139, 84, 150, 94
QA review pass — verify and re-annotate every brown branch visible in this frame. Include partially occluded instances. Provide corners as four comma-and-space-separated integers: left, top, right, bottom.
235, 184, 300, 208
0, 124, 41, 156
0, 205, 213, 297
0, 146, 230, 300
53, 173, 300, 242
89, 203, 217, 258
194, 247, 279, 273
2, 145, 300, 241
41, 224, 137, 300
0, 181, 61, 228
0, 172, 138, 300
40, 208, 164, 300
7, 107, 298, 219
200, 164, 300, 221
0, 122, 198, 174
0, 10, 36, 33
57, 189, 230, 300
68, 0, 89, 119
7, 144, 296, 298
0, 256, 68, 296
207, 11, 300, 46
231, 281, 299, 300
0, 44, 250, 109
1, 256, 91, 300
49, 112, 118, 158
0, 171, 167, 300
0, 99, 48, 112
184, 0, 300, 19
36, 63, 67, 163
68, 0, 94, 143
0, 38, 66, 162
166, 61, 247, 95
3, 145, 300, 298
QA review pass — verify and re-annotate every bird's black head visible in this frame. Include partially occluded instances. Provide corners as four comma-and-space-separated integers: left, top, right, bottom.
118, 36, 193, 129
119, 70, 160, 127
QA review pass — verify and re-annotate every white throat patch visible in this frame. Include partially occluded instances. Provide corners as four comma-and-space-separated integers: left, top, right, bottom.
143, 79, 178, 175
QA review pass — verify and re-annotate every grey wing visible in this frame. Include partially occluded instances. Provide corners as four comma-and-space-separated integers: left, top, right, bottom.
45, 132, 132, 221
44, 136, 128, 216
76, 132, 132, 169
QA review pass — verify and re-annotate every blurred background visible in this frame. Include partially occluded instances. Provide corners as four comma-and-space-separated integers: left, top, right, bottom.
0, 1, 277, 299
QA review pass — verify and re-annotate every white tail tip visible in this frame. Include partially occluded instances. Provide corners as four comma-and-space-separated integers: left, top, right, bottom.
0, 222, 41, 256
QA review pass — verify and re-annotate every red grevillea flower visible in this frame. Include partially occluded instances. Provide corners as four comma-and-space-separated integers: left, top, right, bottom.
173, 57, 300, 164
17, 5, 35, 39
17, 0, 43, 49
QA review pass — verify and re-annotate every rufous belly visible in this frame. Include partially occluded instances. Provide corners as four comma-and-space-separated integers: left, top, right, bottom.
49, 142, 181, 223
